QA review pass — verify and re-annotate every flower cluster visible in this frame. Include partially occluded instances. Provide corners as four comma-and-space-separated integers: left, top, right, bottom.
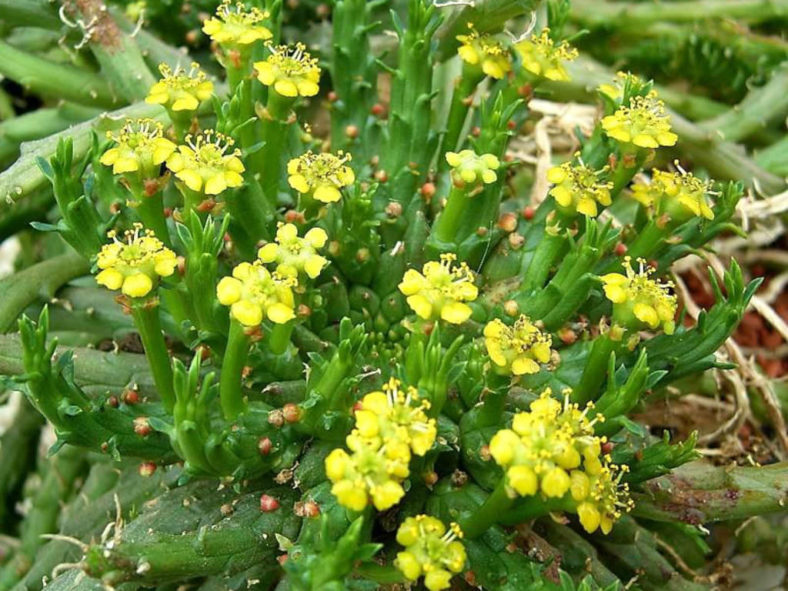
146, 63, 214, 112
216, 262, 296, 327
489, 389, 631, 533
547, 161, 613, 217
166, 131, 245, 196
325, 378, 437, 511
395, 516, 466, 591
631, 168, 714, 222
484, 315, 553, 376
254, 43, 321, 98
287, 150, 355, 203
601, 257, 677, 335
100, 119, 176, 179
95, 224, 178, 298
601, 95, 678, 149
445, 150, 500, 187
399, 254, 478, 324
257, 223, 328, 280
456, 26, 510, 80
202, 1, 272, 48
514, 28, 578, 82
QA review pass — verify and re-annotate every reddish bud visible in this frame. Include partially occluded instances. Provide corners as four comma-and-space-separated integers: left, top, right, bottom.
601, 441, 615, 454
258, 437, 273, 455
345, 124, 359, 139
260, 494, 280, 512
559, 327, 577, 345
385, 202, 403, 218
371, 103, 386, 117
522, 206, 535, 220
123, 390, 140, 405
106, 395, 119, 408
297, 304, 312, 317
282, 403, 301, 423
614, 243, 628, 256
423, 471, 439, 487
420, 182, 436, 200
374, 169, 388, 183
471, 126, 481, 137
138, 462, 157, 477
268, 409, 284, 427
277, 555, 288, 566
327, 91, 338, 102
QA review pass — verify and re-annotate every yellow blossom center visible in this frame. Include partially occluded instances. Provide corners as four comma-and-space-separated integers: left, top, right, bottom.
601, 257, 677, 334
484, 315, 553, 376
515, 28, 578, 82
166, 131, 245, 196
631, 168, 714, 222
395, 516, 466, 591
145, 63, 214, 112
202, 1, 272, 47
547, 161, 613, 217
399, 253, 478, 324
601, 95, 678, 149
286, 150, 355, 203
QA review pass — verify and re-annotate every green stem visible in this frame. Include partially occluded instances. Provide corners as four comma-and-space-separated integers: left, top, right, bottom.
219, 318, 250, 420
440, 73, 481, 162
459, 479, 513, 539
256, 92, 295, 205
571, 0, 787, 26
572, 333, 620, 405
135, 193, 171, 247
130, 299, 175, 412
432, 185, 471, 245
225, 178, 274, 245
521, 231, 566, 291
0, 40, 117, 108
626, 218, 670, 261
268, 321, 294, 355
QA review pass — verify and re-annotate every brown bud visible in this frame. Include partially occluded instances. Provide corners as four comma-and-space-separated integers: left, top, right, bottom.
327, 91, 338, 103
471, 126, 481, 137
558, 327, 577, 345
479, 445, 492, 461
328, 240, 341, 257
423, 471, 439, 487
106, 395, 119, 408
268, 409, 284, 427
385, 201, 403, 218
508, 233, 524, 249
295, 500, 320, 518
498, 212, 517, 233
374, 169, 388, 183
503, 300, 519, 317
133, 416, 151, 437
476, 226, 488, 237
356, 248, 371, 263
297, 304, 312, 317
345, 124, 359, 139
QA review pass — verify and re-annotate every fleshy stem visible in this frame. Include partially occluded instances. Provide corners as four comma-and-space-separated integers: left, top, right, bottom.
458, 478, 513, 539
135, 193, 171, 247
256, 92, 295, 205
219, 318, 250, 420
625, 217, 671, 262
130, 298, 175, 412
572, 331, 623, 405
268, 320, 294, 355
439, 72, 482, 170
431, 184, 473, 245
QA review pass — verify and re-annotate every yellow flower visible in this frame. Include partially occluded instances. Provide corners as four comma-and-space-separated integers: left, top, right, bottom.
489, 389, 606, 500
146, 63, 214, 112
598, 71, 645, 102
324, 438, 407, 511
166, 131, 245, 196
631, 169, 714, 222
253, 43, 320, 98
202, 1, 272, 48
514, 28, 578, 81
352, 377, 437, 457
573, 465, 633, 534
601, 95, 678, 149
99, 119, 176, 178
394, 516, 466, 591
95, 224, 177, 298
398, 254, 478, 324
445, 150, 500, 187
456, 25, 511, 79
483, 315, 553, 376
216, 262, 296, 327
257, 223, 329, 279
601, 257, 677, 334
546, 162, 613, 217
286, 151, 354, 203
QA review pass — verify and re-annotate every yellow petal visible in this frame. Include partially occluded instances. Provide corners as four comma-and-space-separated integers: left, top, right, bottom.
440, 301, 472, 324
406, 294, 433, 320
511, 356, 540, 375
95, 268, 123, 291
267, 302, 295, 324
313, 185, 341, 203
257, 243, 278, 263
216, 276, 243, 305
232, 300, 263, 327
121, 273, 153, 298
